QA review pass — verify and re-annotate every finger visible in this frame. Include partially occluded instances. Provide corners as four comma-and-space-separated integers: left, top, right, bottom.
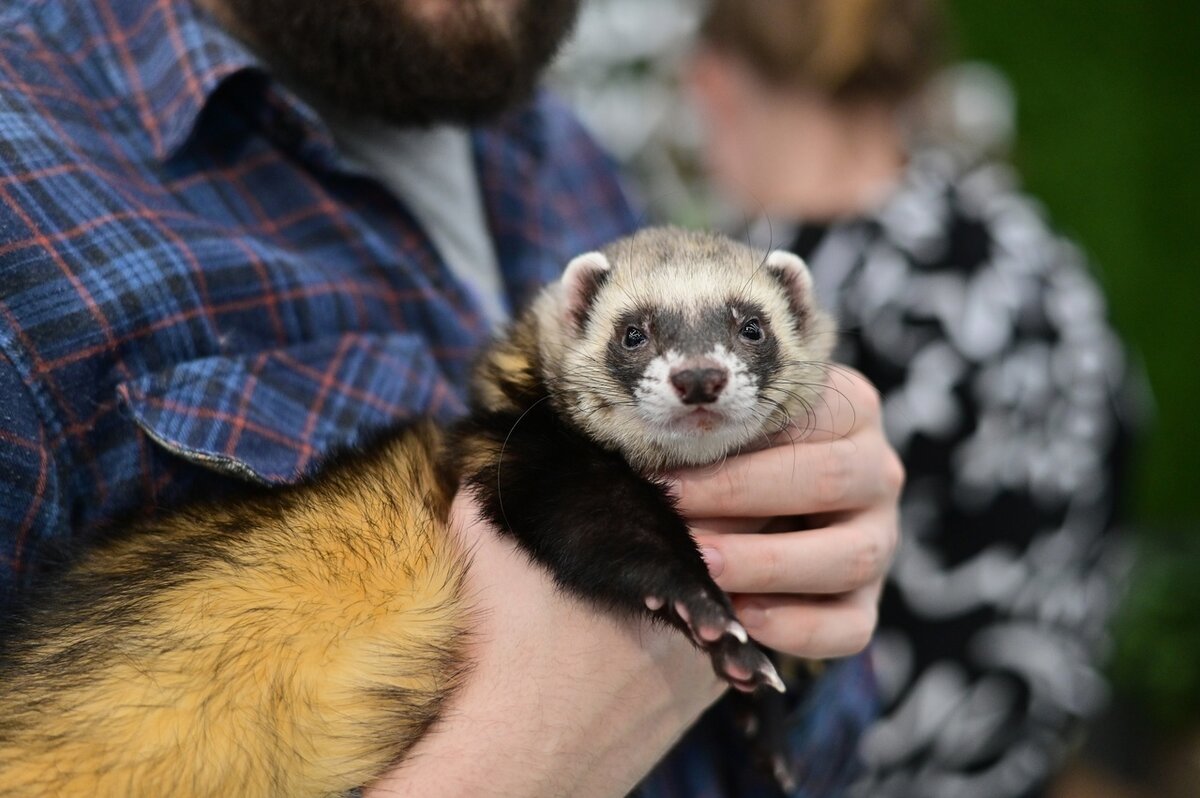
693, 512, 898, 594
731, 587, 880, 659
770, 365, 881, 445
672, 432, 900, 518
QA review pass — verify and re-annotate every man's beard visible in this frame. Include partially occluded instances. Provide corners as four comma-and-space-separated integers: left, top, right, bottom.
224, 0, 581, 126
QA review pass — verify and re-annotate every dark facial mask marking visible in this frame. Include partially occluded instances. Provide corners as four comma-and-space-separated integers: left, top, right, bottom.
652, 307, 730, 357
604, 306, 656, 396
601, 303, 783, 400
729, 302, 780, 392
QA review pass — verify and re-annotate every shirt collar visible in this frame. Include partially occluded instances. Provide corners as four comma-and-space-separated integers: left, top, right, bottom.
86, 0, 336, 163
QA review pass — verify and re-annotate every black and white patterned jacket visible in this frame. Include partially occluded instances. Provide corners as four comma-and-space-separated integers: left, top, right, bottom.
782, 148, 1138, 798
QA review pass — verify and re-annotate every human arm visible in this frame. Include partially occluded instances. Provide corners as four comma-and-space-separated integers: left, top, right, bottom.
365, 492, 726, 798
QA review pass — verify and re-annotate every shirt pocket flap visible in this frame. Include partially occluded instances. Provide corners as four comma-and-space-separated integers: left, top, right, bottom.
116, 333, 463, 485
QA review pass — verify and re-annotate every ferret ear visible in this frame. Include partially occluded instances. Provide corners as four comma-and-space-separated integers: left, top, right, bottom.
561, 251, 612, 331
764, 249, 813, 329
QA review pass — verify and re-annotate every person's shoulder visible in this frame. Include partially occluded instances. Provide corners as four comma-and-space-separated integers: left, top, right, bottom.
0, 1, 52, 119
0, 1, 93, 109
847, 146, 1122, 364
0, 0, 41, 48
0, 1, 133, 161
872, 148, 1091, 284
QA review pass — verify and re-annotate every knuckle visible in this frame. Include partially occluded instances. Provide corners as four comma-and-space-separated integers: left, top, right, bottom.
883, 449, 906, 497
761, 542, 789, 588
841, 371, 881, 422
858, 382, 882, 421
815, 440, 853, 507
884, 514, 901, 562
843, 607, 877, 655
784, 614, 821, 657
711, 465, 745, 516
847, 525, 886, 587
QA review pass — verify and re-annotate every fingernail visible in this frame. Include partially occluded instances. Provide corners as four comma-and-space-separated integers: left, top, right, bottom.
739, 602, 767, 629
700, 546, 725, 578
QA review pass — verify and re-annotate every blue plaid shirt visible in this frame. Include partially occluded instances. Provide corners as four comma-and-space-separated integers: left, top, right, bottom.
0, 1, 876, 794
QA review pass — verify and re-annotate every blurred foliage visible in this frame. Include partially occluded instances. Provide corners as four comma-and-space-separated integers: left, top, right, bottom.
1110, 534, 1200, 733
948, 0, 1200, 528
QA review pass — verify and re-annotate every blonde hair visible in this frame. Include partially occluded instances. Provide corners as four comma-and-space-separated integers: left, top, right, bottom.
700, 0, 945, 103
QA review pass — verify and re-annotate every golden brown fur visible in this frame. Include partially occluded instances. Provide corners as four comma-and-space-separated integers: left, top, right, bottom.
0, 424, 469, 798
468, 310, 544, 417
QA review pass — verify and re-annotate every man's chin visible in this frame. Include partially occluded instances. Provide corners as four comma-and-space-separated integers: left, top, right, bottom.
221, 0, 580, 126
407, 0, 517, 28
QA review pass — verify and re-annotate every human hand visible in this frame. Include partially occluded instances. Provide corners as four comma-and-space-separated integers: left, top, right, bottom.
365, 492, 726, 798
674, 367, 903, 659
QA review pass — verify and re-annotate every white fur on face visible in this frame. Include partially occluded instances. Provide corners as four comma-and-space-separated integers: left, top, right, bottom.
632, 344, 763, 465
536, 229, 834, 472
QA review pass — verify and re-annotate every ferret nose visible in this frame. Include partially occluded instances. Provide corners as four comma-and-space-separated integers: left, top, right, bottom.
670, 367, 728, 405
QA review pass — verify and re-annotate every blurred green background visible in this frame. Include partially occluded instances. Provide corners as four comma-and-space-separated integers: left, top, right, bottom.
949, 1, 1198, 529
950, 3, 1200, 787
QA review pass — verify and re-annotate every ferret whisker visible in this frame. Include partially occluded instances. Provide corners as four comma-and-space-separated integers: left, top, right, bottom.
496, 395, 554, 534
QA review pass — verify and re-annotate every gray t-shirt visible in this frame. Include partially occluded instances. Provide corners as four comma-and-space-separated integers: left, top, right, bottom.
330, 119, 509, 326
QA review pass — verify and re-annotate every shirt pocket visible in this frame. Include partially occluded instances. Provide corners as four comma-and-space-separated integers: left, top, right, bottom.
116, 333, 465, 485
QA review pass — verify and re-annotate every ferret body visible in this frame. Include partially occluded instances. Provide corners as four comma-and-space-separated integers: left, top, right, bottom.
0, 227, 831, 796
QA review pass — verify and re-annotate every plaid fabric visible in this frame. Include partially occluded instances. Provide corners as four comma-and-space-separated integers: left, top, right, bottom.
0, 1, 876, 794
0, 0, 636, 579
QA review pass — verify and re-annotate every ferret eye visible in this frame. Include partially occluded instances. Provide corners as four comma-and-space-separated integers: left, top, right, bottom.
623, 326, 648, 349
739, 318, 764, 342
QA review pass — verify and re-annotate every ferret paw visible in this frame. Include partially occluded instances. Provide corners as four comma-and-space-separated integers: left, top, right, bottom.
645, 588, 746, 645
644, 589, 784, 693
710, 637, 787, 694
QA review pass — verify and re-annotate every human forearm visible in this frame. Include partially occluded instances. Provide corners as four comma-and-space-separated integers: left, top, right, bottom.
366, 495, 727, 798
368, 626, 713, 798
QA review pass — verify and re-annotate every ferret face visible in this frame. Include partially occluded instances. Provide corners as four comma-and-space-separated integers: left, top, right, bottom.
537, 228, 833, 471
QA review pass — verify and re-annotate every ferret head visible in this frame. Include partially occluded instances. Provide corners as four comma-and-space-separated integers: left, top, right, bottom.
535, 227, 833, 471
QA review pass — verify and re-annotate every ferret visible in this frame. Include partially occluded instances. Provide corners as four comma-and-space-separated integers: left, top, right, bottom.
454, 226, 833, 694
0, 227, 832, 797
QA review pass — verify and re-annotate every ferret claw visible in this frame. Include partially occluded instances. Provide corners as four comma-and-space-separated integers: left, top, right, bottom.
760, 661, 787, 694
772, 756, 798, 793
712, 637, 788, 694
727, 619, 749, 644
